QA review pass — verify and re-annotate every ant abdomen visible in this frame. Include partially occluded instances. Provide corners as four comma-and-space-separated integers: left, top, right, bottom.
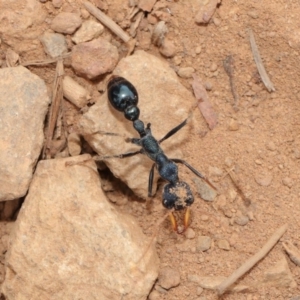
107, 76, 140, 121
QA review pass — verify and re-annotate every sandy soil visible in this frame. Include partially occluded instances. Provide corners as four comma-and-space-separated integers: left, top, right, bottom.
2, 0, 300, 299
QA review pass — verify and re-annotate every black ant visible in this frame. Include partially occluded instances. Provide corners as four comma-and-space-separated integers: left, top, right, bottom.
103, 76, 214, 233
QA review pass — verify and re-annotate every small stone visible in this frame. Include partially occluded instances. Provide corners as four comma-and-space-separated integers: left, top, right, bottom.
196, 236, 211, 252
255, 169, 273, 186
193, 178, 217, 202
213, 17, 221, 26
282, 177, 293, 188
228, 118, 239, 131
71, 38, 118, 79
39, 32, 68, 58
187, 275, 226, 289
247, 211, 254, 221
234, 214, 249, 226
184, 227, 196, 239
210, 62, 218, 72
159, 39, 176, 57
217, 239, 230, 251
173, 55, 182, 65
266, 141, 276, 151
205, 81, 213, 91
51, 12, 82, 34
200, 215, 209, 221
67, 133, 81, 156
158, 267, 180, 290
177, 67, 195, 78
224, 157, 234, 167
195, 46, 202, 54
263, 256, 297, 288
196, 286, 204, 295
72, 20, 104, 44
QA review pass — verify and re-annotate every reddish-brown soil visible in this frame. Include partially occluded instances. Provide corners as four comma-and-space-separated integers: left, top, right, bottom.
2, 0, 300, 299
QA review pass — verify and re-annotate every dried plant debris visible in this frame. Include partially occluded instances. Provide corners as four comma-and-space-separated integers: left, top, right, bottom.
192, 74, 218, 130
282, 241, 300, 266
249, 28, 275, 92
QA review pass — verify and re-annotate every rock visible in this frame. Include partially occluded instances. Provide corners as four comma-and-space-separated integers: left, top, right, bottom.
193, 178, 217, 202
228, 118, 239, 131
67, 133, 81, 156
282, 177, 293, 188
79, 50, 194, 199
255, 169, 273, 186
159, 39, 176, 57
39, 32, 68, 58
184, 227, 196, 239
71, 38, 119, 79
50, 12, 82, 34
158, 267, 180, 290
1, 155, 159, 300
138, 0, 157, 12
0, 0, 46, 52
234, 212, 249, 226
72, 20, 104, 44
266, 141, 276, 151
217, 239, 230, 251
177, 67, 195, 78
187, 275, 226, 289
263, 256, 296, 288
0, 66, 50, 201
196, 236, 211, 252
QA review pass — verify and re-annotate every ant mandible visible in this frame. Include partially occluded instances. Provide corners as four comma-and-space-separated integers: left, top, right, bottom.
104, 76, 214, 233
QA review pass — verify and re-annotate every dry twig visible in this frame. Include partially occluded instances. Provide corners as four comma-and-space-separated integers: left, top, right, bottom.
217, 224, 288, 295
192, 74, 218, 130
21, 53, 71, 67
223, 55, 239, 112
249, 28, 275, 92
43, 59, 64, 159
83, 1, 131, 43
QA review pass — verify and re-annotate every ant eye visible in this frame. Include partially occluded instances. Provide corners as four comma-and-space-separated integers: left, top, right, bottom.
162, 182, 194, 210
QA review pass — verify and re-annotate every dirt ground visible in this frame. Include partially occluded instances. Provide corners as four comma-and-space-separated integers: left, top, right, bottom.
2, 0, 300, 299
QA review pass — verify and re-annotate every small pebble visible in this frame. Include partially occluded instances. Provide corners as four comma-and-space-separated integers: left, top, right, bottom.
51, 12, 82, 34
282, 177, 293, 188
255, 169, 273, 186
210, 62, 218, 72
72, 20, 104, 44
205, 81, 213, 91
228, 118, 239, 131
213, 17, 221, 26
200, 215, 209, 221
224, 157, 234, 167
177, 67, 195, 78
196, 236, 211, 252
217, 239, 230, 251
52, 0, 63, 8
195, 46, 202, 54
158, 267, 180, 290
193, 177, 217, 202
184, 227, 196, 239
173, 55, 182, 65
248, 10, 259, 19
39, 32, 67, 58
235, 214, 249, 226
247, 211, 254, 221
266, 141, 276, 151
160, 39, 176, 57
196, 286, 204, 296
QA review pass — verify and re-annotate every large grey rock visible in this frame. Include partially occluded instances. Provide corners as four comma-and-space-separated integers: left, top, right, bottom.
2, 154, 159, 300
79, 50, 195, 199
0, 66, 50, 201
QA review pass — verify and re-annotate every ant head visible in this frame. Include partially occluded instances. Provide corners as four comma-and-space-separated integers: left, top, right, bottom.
162, 181, 194, 210
107, 76, 139, 120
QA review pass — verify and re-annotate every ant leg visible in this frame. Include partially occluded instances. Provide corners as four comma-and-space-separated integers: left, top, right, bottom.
171, 158, 216, 190
94, 149, 142, 160
158, 118, 189, 144
148, 163, 156, 197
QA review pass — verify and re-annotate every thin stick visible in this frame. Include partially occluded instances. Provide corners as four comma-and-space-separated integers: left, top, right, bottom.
249, 28, 275, 92
83, 1, 131, 43
21, 53, 71, 66
43, 59, 64, 159
217, 224, 288, 295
